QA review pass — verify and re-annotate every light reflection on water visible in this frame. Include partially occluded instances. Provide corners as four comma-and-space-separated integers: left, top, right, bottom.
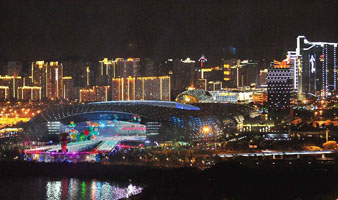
46, 178, 143, 200
0, 177, 143, 200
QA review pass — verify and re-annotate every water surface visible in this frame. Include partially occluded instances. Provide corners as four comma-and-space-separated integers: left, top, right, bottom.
0, 177, 143, 200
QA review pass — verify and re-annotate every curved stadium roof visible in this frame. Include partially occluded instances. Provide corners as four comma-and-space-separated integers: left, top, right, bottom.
26, 101, 222, 141
29, 101, 202, 124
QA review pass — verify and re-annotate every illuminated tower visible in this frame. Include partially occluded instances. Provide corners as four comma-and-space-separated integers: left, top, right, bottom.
199, 54, 207, 69
98, 58, 141, 85
0, 75, 22, 99
296, 36, 337, 98
267, 59, 293, 118
123, 58, 141, 77
98, 58, 115, 85
31, 61, 63, 100
111, 76, 170, 101
46, 62, 63, 100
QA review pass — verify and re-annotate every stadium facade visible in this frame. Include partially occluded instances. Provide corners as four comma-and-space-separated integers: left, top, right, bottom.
26, 101, 223, 142
25, 100, 259, 143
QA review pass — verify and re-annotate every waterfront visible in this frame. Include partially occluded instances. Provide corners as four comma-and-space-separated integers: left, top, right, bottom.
0, 177, 142, 200
2, 160, 338, 199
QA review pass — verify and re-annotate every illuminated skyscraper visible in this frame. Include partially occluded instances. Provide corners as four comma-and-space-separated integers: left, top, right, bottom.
62, 77, 73, 100
62, 60, 94, 87
31, 61, 63, 100
98, 58, 115, 85
46, 62, 63, 100
293, 36, 337, 98
141, 58, 155, 76
0, 75, 22, 99
17, 86, 42, 101
79, 86, 110, 102
267, 60, 293, 117
98, 58, 141, 85
111, 76, 170, 101
0, 86, 9, 100
171, 58, 197, 96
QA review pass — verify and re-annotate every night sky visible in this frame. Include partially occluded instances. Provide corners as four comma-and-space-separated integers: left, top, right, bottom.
0, 0, 337, 62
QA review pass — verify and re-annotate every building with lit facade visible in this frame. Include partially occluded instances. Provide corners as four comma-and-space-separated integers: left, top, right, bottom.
0, 75, 22, 99
222, 59, 260, 88
111, 76, 170, 101
62, 77, 73, 101
171, 58, 198, 96
210, 90, 253, 103
207, 81, 222, 91
258, 69, 268, 88
79, 86, 110, 102
197, 66, 224, 91
17, 86, 42, 101
31, 61, 64, 100
286, 36, 337, 99
98, 58, 141, 86
252, 91, 268, 105
267, 60, 293, 115
62, 60, 94, 88
176, 89, 253, 104
222, 59, 237, 88
26, 101, 223, 142
0, 86, 9, 101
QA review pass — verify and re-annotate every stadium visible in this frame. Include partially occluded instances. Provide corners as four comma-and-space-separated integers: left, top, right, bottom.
24, 101, 224, 154
24, 100, 258, 157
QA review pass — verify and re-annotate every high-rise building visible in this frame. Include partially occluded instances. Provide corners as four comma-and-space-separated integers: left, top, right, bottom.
17, 86, 42, 101
0, 75, 22, 99
79, 86, 110, 102
62, 77, 73, 101
0, 86, 9, 101
222, 59, 237, 88
141, 58, 155, 76
222, 59, 259, 88
267, 61, 293, 115
291, 36, 338, 98
111, 76, 170, 101
171, 58, 197, 96
98, 58, 141, 85
31, 61, 63, 100
258, 69, 268, 88
237, 60, 259, 87
63, 60, 95, 87
46, 62, 63, 100
98, 58, 115, 86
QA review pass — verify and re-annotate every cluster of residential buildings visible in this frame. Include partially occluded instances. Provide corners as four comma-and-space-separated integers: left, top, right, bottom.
0, 36, 336, 114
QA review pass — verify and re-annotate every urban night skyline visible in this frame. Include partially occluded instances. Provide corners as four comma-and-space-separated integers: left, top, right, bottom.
0, 1, 338, 199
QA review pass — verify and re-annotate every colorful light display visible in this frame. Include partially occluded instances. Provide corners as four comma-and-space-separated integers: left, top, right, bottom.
68, 121, 99, 142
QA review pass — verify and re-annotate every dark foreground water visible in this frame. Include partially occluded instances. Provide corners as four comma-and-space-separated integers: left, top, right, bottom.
0, 177, 143, 200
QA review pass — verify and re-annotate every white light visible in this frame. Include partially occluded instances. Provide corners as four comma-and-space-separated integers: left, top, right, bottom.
310, 55, 316, 73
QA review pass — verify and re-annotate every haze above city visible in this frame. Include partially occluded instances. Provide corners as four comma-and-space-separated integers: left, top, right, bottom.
0, 0, 338, 63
